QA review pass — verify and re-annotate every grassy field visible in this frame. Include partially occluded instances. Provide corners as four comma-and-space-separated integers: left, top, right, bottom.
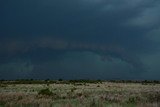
0, 81, 160, 107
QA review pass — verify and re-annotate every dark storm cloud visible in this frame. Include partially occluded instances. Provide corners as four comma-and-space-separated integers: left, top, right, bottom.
0, 36, 143, 70
0, 0, 160, 79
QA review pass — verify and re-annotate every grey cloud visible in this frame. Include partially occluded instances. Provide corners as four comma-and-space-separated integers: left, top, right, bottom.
126, 4, 160, 28
1, 0, 160, 79
29, 52, 138, 80
0, 59, 34, 79
0, 36, 145, 72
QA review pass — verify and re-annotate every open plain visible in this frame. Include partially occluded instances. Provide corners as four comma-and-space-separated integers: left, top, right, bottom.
0, 81, 160, 107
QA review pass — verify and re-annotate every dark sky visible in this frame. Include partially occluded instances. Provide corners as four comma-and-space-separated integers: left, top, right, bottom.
0, 0, 160, 80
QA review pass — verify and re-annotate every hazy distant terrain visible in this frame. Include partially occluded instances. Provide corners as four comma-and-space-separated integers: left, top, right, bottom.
0, 80, 160, 107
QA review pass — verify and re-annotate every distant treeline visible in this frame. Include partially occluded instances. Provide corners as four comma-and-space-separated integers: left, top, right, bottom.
0, 79, 103, 84
0, 79, 160, 84
108, 80, 160, 84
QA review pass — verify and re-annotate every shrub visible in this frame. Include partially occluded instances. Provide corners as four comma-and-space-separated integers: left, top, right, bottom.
0, 84, 8, 87
97, 85, 100, 87
71, 87, 77, 92
126, 96, 140, 104
38, 88, 53, 96
89, 99, 96, 107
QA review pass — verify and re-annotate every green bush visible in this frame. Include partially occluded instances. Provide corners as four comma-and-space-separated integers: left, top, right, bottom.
71, 87, 77, 92
38, 88, 53, 96
127, 96, 140, 104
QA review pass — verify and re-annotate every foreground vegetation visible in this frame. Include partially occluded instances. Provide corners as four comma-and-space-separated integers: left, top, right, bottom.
0, 80, 160, 107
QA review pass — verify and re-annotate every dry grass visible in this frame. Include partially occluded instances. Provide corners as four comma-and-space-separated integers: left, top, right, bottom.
0, 82, 160, 107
